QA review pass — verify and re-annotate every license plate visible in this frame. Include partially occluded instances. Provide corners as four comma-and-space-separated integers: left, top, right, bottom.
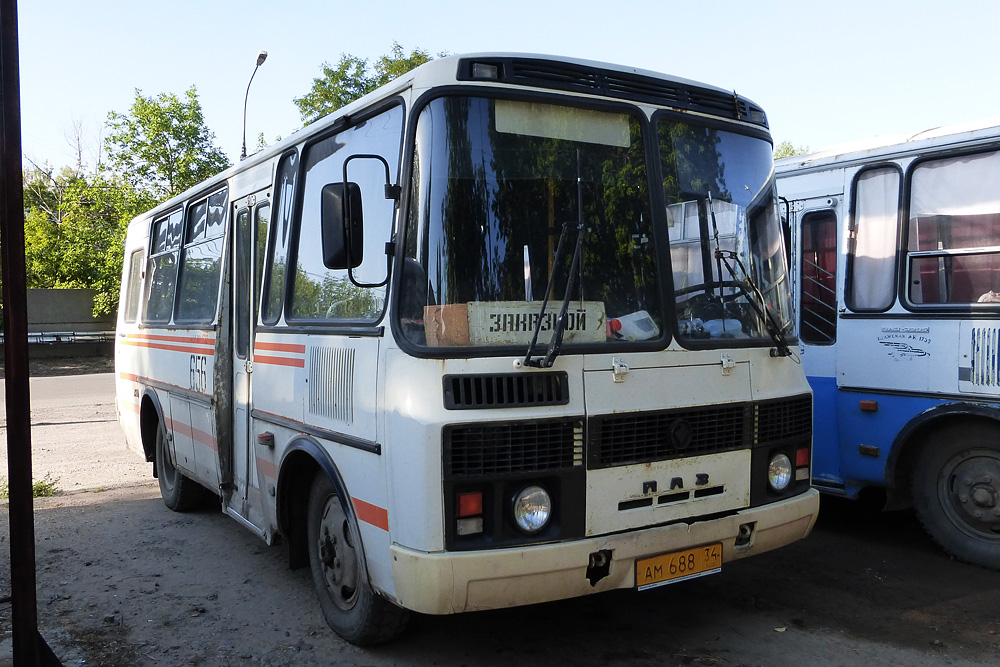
635, 543, 723, 590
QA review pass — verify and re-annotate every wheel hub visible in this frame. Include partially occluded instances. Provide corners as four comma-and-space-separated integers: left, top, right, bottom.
315, 498, 359, 611
948, 455, 1000, 535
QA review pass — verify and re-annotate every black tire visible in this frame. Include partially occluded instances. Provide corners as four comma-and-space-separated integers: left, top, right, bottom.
306, 473, 409, 645
911, 423, 1000, 569
155, 427, 205, 512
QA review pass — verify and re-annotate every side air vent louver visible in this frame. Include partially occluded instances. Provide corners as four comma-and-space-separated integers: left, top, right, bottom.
444, 373, 569, 410
457, 57, 768, 128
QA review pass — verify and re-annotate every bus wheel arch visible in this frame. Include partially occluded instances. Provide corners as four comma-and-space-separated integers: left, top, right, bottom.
276, 440, 408, 645
905, 415, 1000, 568
139, 391, 165, 467
138, 389, 204, 511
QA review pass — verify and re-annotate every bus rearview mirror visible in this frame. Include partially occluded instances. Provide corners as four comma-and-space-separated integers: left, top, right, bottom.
320, 182, 364, 269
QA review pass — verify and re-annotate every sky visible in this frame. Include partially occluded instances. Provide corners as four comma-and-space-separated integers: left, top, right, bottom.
15, 0, 1000, 171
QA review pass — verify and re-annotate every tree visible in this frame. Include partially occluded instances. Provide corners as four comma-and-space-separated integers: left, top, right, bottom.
774, 141, 810, 159
293, 43, 432, 124
23, 169, 156, 316
104, 86, 231, 199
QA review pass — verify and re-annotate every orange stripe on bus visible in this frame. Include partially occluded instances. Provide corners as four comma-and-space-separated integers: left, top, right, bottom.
256, 457, 278, 480
253, 354, 305, 368
119, 372, 139, 382
121, 339, 216, 355
255, 341, 306, 353
121, 400, 141, 414
352, 498, 389, 532
166, 419, 218, 451
125, 333, 216, 345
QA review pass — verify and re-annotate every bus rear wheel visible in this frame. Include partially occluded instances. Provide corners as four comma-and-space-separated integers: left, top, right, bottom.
912, 424, 1000, 569
155, 427, 204, 511
306, 474, 409, 645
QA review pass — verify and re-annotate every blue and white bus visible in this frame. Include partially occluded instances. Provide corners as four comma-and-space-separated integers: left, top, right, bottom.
776, 120, 1000, 568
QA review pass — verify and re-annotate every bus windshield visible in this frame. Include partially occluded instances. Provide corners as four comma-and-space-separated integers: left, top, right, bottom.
400, 96, 660, 350
658, 120, 794, 346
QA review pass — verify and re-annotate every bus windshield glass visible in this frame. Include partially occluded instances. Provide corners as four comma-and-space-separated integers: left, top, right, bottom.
658, 119, 794, 345
400, 96, 660, 350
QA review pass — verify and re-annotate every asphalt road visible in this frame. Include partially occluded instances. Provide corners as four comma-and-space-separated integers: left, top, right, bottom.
2, 372, 1000, 666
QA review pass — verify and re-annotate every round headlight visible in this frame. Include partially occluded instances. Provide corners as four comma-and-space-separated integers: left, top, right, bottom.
512, 485, 552, 534
768, 452, 793, 492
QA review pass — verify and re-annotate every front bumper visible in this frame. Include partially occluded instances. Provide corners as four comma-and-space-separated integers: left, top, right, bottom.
390, 488, 819, 614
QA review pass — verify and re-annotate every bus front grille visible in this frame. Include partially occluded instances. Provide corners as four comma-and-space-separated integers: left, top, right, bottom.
754, 394, 813, 446
444, 418, 584, 477
443, 372, 569, 410
588, 405, 750, 469
587, 395, 812, 469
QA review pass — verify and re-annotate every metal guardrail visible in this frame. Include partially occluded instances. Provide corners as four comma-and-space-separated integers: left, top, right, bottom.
0, 330, 114, 344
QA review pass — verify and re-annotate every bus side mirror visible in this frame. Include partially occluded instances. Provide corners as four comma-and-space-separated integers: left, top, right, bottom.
320, 182, 364, 269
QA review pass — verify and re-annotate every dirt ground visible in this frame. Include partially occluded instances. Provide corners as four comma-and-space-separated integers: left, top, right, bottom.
2, 364, 1000, 666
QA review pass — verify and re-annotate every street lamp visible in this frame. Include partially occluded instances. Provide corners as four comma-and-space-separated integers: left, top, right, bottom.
241, 49, 268, 160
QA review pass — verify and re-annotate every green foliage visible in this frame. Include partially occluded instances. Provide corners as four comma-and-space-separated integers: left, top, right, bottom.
774, 141, 810, 159
20, 85, 229, 318
293, 42, 432, 124
23, 168, 156, 316
105, 86, 231, 199
33, 474, 61, 497
0, 473, 61, 499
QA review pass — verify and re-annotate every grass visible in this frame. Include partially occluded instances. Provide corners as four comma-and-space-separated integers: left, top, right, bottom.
0, 473, 61, 499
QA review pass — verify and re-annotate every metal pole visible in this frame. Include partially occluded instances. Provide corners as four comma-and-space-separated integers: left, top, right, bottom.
0, 0, 62, 664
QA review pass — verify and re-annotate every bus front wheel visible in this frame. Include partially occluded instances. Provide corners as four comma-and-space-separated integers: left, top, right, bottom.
306, 474, 409, 645
912, 424, 1000, 569
154, 427, 204, 512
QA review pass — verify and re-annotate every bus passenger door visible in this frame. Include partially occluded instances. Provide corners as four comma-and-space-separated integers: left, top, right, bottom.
228, 193, 270, 531
793, 200, 842, 489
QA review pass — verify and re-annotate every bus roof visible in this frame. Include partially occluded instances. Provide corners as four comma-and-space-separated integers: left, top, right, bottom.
775, 117, 1000, 175
133, 52, 766, 225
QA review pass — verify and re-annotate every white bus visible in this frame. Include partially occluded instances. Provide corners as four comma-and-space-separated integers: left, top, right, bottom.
116, 53, 819, 644
776, 120, 1000, 569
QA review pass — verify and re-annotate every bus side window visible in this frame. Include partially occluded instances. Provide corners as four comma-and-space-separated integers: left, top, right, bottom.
123, 249, 144, 324
288, 105, 403, 322
262, 153, 298, 324
907, 150, 1000, 305
846, 166, 900, 312
799, 210, 837, 344
176, 188, 228, 324
143, 208, 183, 324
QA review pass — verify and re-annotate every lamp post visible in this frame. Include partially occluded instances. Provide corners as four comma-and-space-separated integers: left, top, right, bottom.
241, 49, 268, 160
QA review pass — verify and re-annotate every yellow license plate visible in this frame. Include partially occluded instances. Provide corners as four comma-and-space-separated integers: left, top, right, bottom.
635, 543, 723, 590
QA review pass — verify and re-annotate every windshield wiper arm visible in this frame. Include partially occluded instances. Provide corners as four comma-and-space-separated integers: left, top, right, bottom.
707, 192, 791, 357
520, 151, 586, 369
519, 220, 584, 368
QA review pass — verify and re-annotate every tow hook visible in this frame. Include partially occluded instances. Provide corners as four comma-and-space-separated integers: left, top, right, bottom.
586, 549, 613, 586
734, 522, 756, 551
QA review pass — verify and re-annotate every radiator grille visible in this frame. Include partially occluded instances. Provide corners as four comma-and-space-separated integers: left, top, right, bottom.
588, 404, 749, 469
444, 373, 569, 409
444, 419, 584, 477
755, 394, 812, 445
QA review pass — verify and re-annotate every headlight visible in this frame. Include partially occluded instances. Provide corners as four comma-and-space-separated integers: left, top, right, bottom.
512, 485, 552, 534
767, 452, 793, 492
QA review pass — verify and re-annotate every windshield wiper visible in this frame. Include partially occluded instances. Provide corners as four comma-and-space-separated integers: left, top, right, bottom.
519, 219, 584, 368
519, 152, 586, 368
708, 192, 791, 357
